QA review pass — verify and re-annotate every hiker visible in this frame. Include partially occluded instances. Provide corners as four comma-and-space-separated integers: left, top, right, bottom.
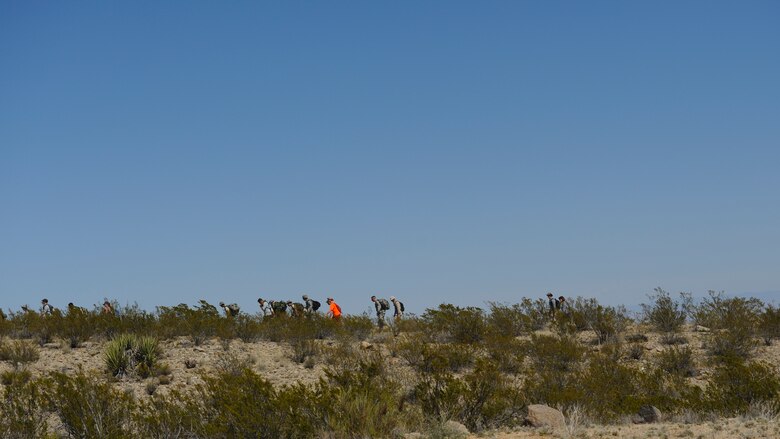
271, 300, 288, 317
546, 293, 559, 319
287, 300, 305, 318
390, 296, 404, 321
258, 298, 273, 317
219, 301, 240, 317
101, 301, 115, 315
40, 298, 53, 316
371, 295, 390, 329
557, 296, 569, 315
302, 294, 321, 315
325, 297, 342, 321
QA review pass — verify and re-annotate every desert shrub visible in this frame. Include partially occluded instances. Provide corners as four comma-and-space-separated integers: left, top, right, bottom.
0, 340, 39, 369
627, 343, 644, 360
339, 314, 374, 341
693, 292, 762, 360
133, 388, 206, 438
758, 305, 780, 346
487, 302, 530, 337
642, 288, 689, 344
415, 359, 524, 432
575, 352, 643, 422
157, 302, 220, 345
422, 304, 487, 344
1, 369, 32, 386
229, 314, 263, 342
692, 291, 762, 360
397, 339, 476, 374
197, 368, 319, 438
704, 358, 780, 414
484, 335, 525, 374
47, 370, 134, 438
318, 354, 405, 437
55, 305, 95, 348
636, 367, 703, 415
0, 376, 49, 438
583, 303, 630, 344
525, 334, 584, 373
214, 350, 255, 376
657, 346, 697, 378
517, 298, 548, 331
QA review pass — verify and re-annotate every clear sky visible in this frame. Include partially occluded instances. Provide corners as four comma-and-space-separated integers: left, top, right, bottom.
2, 2, 779, 315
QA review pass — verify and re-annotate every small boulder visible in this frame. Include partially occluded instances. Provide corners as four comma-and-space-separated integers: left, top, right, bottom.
632, 405, 662, 424
360, 341, 374, 350
525, 404, 565, 429
695, 325, 710, 332
441, 420, 469, 438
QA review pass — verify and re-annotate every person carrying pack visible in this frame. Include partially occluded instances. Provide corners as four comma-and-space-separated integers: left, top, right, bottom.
219, 301, 240, 317
287, 301, 305, 318
546, 293, 559, 319
371, 295, 389, 330
40, 298, 53, 316
390, 296, 404, 321
302, 294, 321, 314
258, 298, 273, 317
271, 300, 288, 317
326, 297, 341, 321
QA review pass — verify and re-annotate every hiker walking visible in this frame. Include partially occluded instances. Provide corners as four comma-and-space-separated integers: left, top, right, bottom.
302, 294, 321, 315
101, 300, 115, 315
219, 301, 240, 317
287, 300, 305, 318
258, 298, 273, 317
325, 297, 342, 321
546, 293, 559, 319
371, 295, 390, 329
557, 296, 569, 315
40, 298, 53, 316
390, 296, 404, 321
271, 300, 288, 317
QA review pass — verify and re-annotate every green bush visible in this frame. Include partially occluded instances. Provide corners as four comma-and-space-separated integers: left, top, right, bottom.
642, 288, 688, 344
525, 334, 584, 373
0, 376, 49, 438
704, 358, 780, 415
0, 340, 39, 369
692, 292, 762, 360
657, 346, 697, 378
584, 303, 629, 344
758, 305, 780, 346
47, 370, 134, 438
487, 302, 530, 337
484, 335, 525, 374
422, 304, 487, 344
397, 339, 476, 374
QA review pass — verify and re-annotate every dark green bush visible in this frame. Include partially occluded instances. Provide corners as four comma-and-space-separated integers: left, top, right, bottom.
397, 339, 476, 374
642, 288, 688, 344
422, 304, 487, 344
758, 305, 780, 346
525, 334, 584, 373
692, 292, 762, 360
704, 358, 780, 414
657, 346, 697, 377
47, 370, 134, 438
487, 302, 530, 337
0, 376, 49, 438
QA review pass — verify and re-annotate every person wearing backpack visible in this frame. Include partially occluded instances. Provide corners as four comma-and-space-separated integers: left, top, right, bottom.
325, 297, 341, 321
390, 296, 404, 321
302, 295, 321, 315
258, 298, 273, 318
371, 295, 390, 329
219, 301, 240, 317
271, 300, 288, 317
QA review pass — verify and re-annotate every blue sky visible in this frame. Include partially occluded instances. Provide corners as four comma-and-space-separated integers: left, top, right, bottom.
1, 2, 779, 315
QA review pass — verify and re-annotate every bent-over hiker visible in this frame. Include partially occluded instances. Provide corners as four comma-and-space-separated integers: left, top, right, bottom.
326, 297, 341, 321
546, 293, 559, 319
287, 301, 305, 318
258, 298, 273, 317
219, 301, 240, 317
302, 294, 321, 315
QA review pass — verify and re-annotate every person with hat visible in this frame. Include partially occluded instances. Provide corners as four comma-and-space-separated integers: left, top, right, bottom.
325, 297, 342, 321
390, 296, 404, 322
546, 293, 559, 319
370, 295, 390, 329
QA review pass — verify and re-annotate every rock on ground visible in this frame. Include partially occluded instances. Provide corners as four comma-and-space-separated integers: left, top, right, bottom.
525, 404, 565, 429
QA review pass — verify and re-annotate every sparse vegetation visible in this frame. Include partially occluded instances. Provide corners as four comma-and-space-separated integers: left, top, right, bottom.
0, 292, 779, 437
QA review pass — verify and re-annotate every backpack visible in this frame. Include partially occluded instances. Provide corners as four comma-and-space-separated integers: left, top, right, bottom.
554, 299, 561, 310
273, 301, 287, 314
399, 302, 405, 312
311, 300, 321, 311
228, 304, 240, 316
379, 299, 389, 311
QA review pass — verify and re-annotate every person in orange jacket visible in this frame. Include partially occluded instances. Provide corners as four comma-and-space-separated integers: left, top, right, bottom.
326, 297, 342, 321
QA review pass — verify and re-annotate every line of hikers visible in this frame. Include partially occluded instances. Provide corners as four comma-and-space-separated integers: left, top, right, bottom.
0, 298, 117, 320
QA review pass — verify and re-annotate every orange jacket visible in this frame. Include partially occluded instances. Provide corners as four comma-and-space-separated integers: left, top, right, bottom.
329, 301, 342, 317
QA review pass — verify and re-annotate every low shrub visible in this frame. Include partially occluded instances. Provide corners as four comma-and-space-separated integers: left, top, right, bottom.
422, 304, 487, 344
704, 358, 780, 415
104, 334, 162, 378
0, 376, 49, 438
657, 346, 697, 378
0, 340, 40, 369
641, 288, 688, 342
